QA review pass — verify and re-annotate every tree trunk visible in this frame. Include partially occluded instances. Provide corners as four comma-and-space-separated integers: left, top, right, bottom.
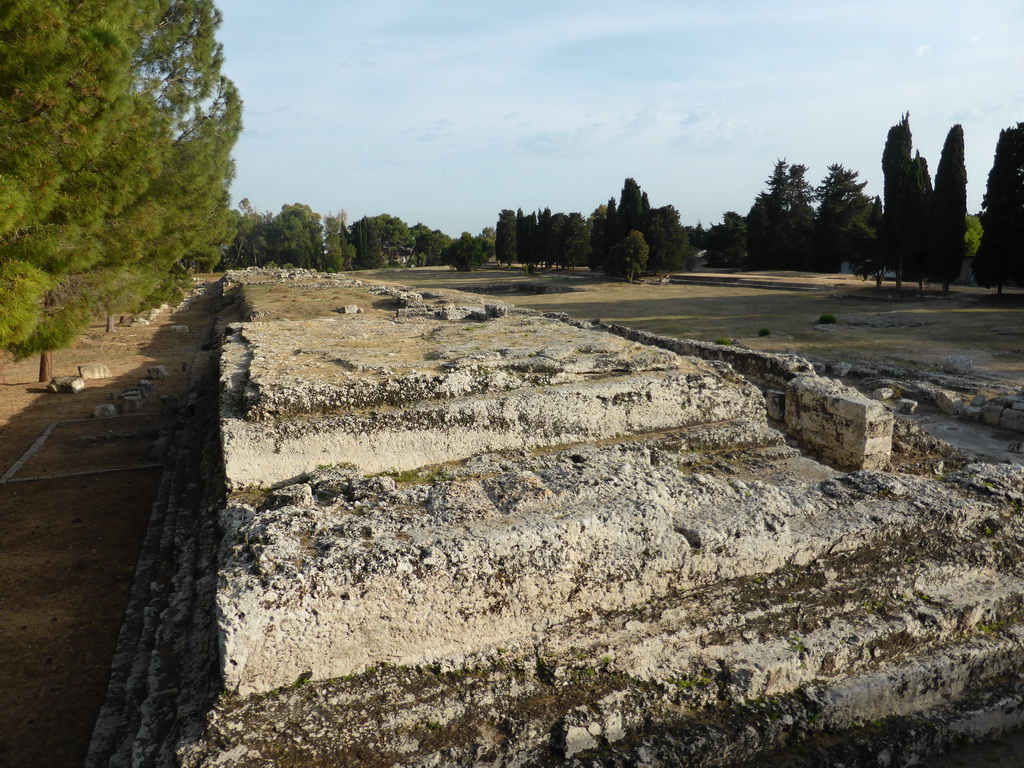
38, 350, 53, 383
875, 275, 883, 288
106, 314, 115, 333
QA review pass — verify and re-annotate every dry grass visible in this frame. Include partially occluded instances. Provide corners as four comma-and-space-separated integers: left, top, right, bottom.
353, 268, 1024, 379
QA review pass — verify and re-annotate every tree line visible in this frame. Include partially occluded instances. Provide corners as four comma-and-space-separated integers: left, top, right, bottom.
495, 178, 694, 280
700, 115, 1024, 293
1, 0, 242, 379
220, 202, 498, 273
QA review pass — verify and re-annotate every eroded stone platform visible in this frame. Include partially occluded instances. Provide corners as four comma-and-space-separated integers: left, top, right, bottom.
219, 281, 765, 488
192, 270, 1024, 767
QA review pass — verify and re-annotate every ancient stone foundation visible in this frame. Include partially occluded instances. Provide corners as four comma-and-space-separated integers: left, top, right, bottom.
184, 270, 1024, 767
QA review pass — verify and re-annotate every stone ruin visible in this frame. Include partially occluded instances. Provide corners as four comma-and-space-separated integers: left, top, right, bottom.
180, 269, 1024, 766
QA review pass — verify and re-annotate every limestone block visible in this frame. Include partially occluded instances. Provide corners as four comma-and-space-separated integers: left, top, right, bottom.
872, 388, 894, 401
171, 325, 190, 333
999, 408, 1024, 433
337, 305, 362, 314
971, 394, 987, 407
122, 387, 146, 400
122, 395, 143, 413
138, 379, 156, 393
941, 355, 973, 374
1013, 401, 1024, 412
981, 405, 1005, 427
1009, 441, 1024, 454
148, 365, 169, 380
93, 403, 117, 418
48, 376, 85, 394
785, 375, 892, 471
832, 362, 852, 377
78, 363, 112, 380
963, 406, 983, 422
895, 399, 918, 414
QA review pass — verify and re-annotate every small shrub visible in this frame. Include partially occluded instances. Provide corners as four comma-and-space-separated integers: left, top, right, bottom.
715, 338, 733, 346
758, 328, 771, 337
818, 313, 837, 324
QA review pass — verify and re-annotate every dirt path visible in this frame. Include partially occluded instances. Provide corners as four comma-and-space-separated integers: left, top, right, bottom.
0, 283, 218, 768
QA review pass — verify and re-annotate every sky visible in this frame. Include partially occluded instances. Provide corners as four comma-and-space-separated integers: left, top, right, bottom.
215, 0, 1024, 237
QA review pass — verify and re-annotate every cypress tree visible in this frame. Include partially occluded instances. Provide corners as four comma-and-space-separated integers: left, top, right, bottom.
587, 205, 608, 272
881, 114, 916, 289
814, 164, 873, 273
904, 151, 933, 289
495, 209, 517, 267
974, 123, 1024, 295
927, 125, 968, 292
618, 178, 645, 243
604, 197, 618, 267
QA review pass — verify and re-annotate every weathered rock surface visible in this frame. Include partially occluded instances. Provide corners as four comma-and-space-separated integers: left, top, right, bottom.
218, 310, 765, 488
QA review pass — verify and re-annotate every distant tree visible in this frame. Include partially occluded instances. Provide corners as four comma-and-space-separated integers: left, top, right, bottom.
617, 179, 646, 243
587, 204, 608, 272
880, 113, 925, 289
901, 151, 933, 289
974, 123, 1024, 294
607, 230, 649, 281
687, 222, 707, 250
561, 212, 591, 269
324, 212, 354, 272
813, 164, 874, 273
442, 232, 494, 272
271, 204, 323, 269
644, 205, 688, 273
746, 160, 816, 270
849, 196, 886, 286
964, 214, 983, 261
536, 208, 558, 267
599, 196, 619, 269
223, 199, 272, 269
351, 216, 384, 269
373, 214, 412, 265
927, 125, 968, 292
704, 212, 748, 269
495, 209, 517, 266
515, 209, 538, 267
411, 223, 453, 266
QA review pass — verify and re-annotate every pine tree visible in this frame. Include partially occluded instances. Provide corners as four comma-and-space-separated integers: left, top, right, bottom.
607, 230, 649, 281
974, 123, 1024, 294
1, 0, 154, 377
746, 160, 816, 270
0, 0, 240, 378
927, 125, 968, 292
644, 205, 688, 273
814, 165, 874, 273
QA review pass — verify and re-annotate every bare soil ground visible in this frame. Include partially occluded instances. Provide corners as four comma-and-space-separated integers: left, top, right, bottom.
0, 283, 216, 768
